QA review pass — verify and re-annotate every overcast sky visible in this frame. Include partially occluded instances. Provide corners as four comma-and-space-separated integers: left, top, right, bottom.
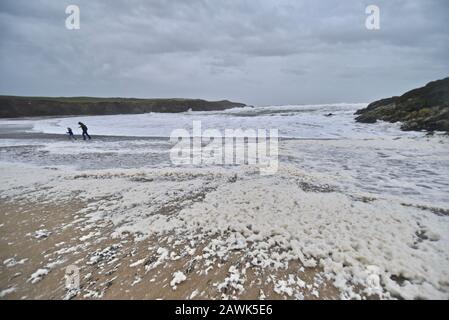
0, 0, 448, 106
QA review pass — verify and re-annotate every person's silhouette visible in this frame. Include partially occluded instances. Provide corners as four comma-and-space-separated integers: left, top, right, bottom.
78, 122, 91, 140
67, 127, 76, 140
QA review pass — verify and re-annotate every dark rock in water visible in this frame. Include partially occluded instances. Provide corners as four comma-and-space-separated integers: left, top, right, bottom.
228, 174, 238, 183
355, 77, 449, 132
325, 113, 334, 117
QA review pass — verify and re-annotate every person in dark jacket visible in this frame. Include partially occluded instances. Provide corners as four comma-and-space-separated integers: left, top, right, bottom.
67, 127, 76, 140
78, 122, 91, 140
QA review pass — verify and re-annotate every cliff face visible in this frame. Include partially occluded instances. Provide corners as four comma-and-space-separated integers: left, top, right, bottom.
355, 77, 449, 132
0, 96, 246, 118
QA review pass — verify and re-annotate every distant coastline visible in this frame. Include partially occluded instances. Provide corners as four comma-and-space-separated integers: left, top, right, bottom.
0, 96, 246, 118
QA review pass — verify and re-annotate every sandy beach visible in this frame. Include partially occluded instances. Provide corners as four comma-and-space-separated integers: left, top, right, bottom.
0, 197, 339, 300
1, 110, 448, 300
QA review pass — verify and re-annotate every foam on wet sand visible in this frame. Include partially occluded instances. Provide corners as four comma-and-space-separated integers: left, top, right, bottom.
0, 141, 448, 299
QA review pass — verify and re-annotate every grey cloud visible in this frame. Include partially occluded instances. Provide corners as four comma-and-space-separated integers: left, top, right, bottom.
0, 0, 448, 105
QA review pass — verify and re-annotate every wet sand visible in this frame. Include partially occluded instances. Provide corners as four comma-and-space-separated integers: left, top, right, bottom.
1, 122, 448, 300
0, 198, 339, 300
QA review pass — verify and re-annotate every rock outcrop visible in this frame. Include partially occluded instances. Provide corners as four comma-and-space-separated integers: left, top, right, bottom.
355, 77, 449, 132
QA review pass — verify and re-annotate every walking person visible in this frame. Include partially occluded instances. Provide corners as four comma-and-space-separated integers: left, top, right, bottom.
78, 122, 91, 140
66, 127, 76, 141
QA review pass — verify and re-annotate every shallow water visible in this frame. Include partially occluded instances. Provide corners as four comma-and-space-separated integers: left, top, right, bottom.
0, 104, 448, 207
0, 103, 422, 139
1, 104, 449, 300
